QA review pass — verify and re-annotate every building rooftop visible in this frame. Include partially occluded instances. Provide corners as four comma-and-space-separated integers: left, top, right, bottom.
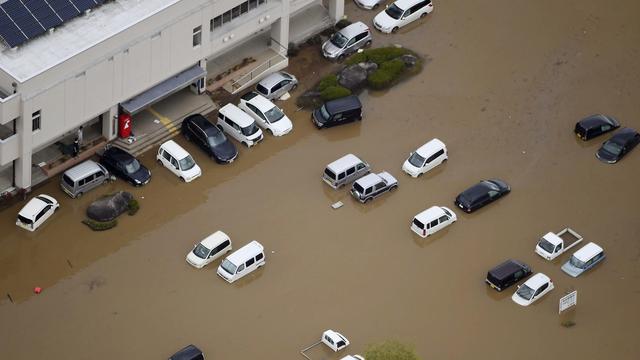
0, 0, 180, 82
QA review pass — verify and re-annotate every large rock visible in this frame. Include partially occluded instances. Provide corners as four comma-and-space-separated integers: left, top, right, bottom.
86, 191, 133, 222
399, 54, 418, 67
338, 62, 378, 90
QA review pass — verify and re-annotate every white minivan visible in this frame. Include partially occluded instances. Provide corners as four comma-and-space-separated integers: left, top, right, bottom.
217, 103, 264, 147
373, 0, 434, 33
411, 206, 456, 237
402, 138, 447, 177
186, 231, 233, 269
217, 240, 265, 283
156, 140, 202, 182
16, 194, 59, 231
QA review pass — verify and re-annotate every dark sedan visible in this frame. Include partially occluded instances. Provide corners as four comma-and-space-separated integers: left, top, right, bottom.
454, 179, 510, 213
182, 114, 238, 163
596, 127, 640, 164
99, 146, 151, 186
574, 114, 620, 141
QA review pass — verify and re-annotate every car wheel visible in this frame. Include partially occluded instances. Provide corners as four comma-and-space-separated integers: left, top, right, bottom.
180, 177, 186, 182
417, 172, 423, 178
392, 26, 399, 33
267, 129, 274, 136
184, 131, 191, 141
420, 12, 427, 18
156, 158, 162, 165
76, 192, 83, 198
337, 54, 346, 62
364, 197, 372, 203
291, 83, 298, 91
389, 185, 398, 192
373, 4, 379, 10
365, 40, 372, 47
242, 141, 250, 148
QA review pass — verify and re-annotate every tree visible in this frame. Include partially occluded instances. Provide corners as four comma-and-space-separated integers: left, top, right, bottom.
364, 340, 420, 360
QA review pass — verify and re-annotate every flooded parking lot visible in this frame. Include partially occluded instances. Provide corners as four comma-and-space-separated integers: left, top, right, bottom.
2, 0, 640, 358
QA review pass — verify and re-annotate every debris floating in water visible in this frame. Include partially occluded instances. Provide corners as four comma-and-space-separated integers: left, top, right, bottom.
331, 201, 344, 209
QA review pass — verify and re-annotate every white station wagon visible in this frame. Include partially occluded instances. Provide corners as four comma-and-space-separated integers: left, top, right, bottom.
373, 0, 434, 33
402, 138, 448, 177
186, 231, 233, 269
238, 91, 293, 136
16, 194, 59, 231
511, 273, 554, 306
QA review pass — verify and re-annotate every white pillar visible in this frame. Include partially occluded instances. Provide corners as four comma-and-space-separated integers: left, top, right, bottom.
15, 99, 32, 190
102, 105, 118, 141
271, 1, 290, 50
328, 0, 344, 22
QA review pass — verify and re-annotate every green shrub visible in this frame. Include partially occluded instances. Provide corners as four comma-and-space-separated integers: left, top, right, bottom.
82, 218, 117, 231
345, 47, 412, 66
317, 74, 339, 92
320, 85, 352, 101
367, 59, 406, 90
127, 199, 140, 216
365, 340, 419, 360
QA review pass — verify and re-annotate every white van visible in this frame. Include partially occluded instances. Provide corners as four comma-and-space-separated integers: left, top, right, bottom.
156, 140, 202, 182
411, 206, 457, 237
402, 138, 447, 177
186, 231, 233, 269
322, 154, 371, 189
217, 104, 264, 147
217, 240, 265, 283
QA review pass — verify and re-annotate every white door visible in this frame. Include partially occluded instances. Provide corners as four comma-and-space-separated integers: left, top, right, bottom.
423, 149, 445, 174
248, 103, 268, 128
33, 205, 53, 230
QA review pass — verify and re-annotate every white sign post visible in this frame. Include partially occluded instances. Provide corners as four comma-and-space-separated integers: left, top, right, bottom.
559, 290, 578, 314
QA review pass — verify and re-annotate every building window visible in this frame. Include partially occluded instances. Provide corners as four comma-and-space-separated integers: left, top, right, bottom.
211, 15, 222, 31
211, 1, 266, 32
222, 10, 231, 24
192, 26, 202, 47
240, 2, 248, 14
249, 0, 257, 10
258, 0, 266, 5
32, 111, 41, 132
232, 5, 241, 19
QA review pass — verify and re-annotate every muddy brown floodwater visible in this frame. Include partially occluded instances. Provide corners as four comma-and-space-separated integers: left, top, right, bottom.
2, 0, 640, 359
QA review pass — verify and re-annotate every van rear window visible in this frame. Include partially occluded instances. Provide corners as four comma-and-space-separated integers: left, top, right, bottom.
324, 168, 336, 180
412, 218, 425, 229
62, 174, 74, 187
17, 215, 33, 225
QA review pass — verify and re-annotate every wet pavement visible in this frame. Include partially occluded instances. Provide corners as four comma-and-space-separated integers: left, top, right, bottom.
2, 0, 640, 358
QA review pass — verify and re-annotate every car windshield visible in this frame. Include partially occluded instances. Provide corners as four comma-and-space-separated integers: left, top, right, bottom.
208, 131, 227, 147
193, 244, 211, 259
482, 180, 500, 191
36, 196, 53, 204
538, 239, 555, 253
17, 215, 33, 225
330, 32, 349, 48
241, 123, 260, 136
442, 208, 452, 217
353, 182, 365, 194
569, 255, 587, 269
385, 4, 404, 19
124, 159, 141, 174
602, 141, 623, 155
179, 155, 196, 171
516, 284, 535, 300
319, 105, 331, 121
221, 259, 237, 275
264, 106, 285, 123
408, 152, 426, 167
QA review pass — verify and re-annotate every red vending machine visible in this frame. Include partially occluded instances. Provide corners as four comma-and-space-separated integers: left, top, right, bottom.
118, 113, 131, 138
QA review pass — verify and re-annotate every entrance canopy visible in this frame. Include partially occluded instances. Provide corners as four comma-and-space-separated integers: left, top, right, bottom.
120, 64, 206, 115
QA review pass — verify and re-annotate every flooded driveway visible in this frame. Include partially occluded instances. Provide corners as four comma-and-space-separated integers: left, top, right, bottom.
2, 0, 640, 359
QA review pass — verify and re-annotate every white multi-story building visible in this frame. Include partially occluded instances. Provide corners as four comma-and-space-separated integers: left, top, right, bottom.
0, 0, 343, 194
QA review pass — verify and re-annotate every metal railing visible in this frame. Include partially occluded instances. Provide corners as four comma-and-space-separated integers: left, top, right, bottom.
228, 38, 288, 92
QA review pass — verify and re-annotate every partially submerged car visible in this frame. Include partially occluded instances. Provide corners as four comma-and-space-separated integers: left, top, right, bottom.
156, 140, 202, 182
16, 194, 59, 232
238, 91, 293, 136
322, 153, 370, 189
100, 146, 151, 186
574, 114, 619, 140
402, 138, 447, 177
561, 242, 605, 277
341, 356, 365, 360
168, 344, 204, 360
596, 127, 640, 164
350, 172, 398, 203
186, 231, 233, 269
373, 0, 434, 33
454, 179, 510, 213
182, 113, 238, 163
322, 330, 350, 352
322, 21, 372, 61
410, 206, 456, 237
256, 71, 298, 100
485, 259, 532, 292
511, 273, 554, 306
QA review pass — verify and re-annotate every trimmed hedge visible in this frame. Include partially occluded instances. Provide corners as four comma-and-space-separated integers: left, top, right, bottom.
317, 74, 339, 92
346, 46, 412, 66
127, 199, 140, 216
365, 340, 420, 360
82, 218, 117, 231
320, 85, 352, 101
367, 59, 406, 89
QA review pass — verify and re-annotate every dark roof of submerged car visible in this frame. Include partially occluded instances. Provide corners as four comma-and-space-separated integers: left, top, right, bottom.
169, 344, 203, 360
324, 95, 362, 114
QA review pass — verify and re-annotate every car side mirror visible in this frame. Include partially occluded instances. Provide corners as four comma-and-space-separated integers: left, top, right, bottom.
217, 124, 223, 131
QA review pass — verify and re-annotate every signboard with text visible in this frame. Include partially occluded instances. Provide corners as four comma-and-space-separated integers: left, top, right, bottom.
559, 290, 577, 314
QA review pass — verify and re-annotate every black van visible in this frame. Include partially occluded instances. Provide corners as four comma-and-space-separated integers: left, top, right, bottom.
169, 345, 204, 360
485, 259, 531, 292
312, 95, 362, 128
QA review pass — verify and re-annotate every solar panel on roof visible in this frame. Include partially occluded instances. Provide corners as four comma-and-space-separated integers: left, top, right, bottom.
1, 0, 45, 38
26, 0, 64, 30
48, 0, 81, 22
0, 10, 28, 47
70, 0, 98, 13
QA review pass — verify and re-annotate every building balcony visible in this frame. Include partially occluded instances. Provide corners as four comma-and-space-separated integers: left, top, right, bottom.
0, 92, 20, 125
0, 133, 18, 166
